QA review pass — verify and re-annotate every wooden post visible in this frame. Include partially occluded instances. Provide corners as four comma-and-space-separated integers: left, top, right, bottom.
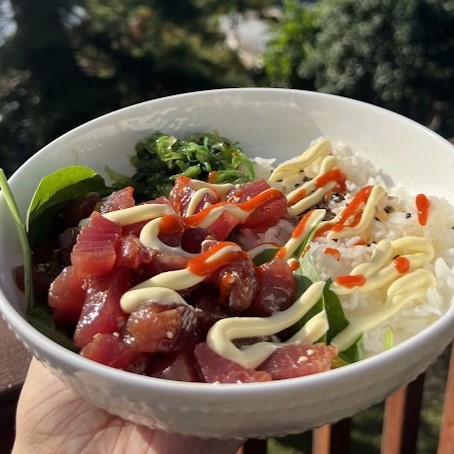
438, 343, 454, 454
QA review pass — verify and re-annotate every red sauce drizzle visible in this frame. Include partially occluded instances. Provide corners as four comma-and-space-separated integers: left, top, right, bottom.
415, 193, 430, 226
335, 274, 367, 288
159, 214, 182, 235
288, 187, 307, 206
316, 185, 374, 237
187, 242, 245, 276
324, 247, 341, 261
394, 256, 410, 274
185, 188, 282, 226
276, 211, 315, 260
315, 167, 347, 191
288, 168, 347, 206
237, 188, 283, 212
287, 258, 299, 271
207, 171, 218, 184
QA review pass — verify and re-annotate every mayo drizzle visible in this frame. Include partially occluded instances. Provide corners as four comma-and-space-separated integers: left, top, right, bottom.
331, 236, 434, 295
331, 269, 436, 351
139, 217, 196, 258
286, 156, 339, 216
269, 139, 331, 182
318, 185, 387, 240
206, 281, 326, 368
187, 179, 234, 195
121, 287, 191, 314
276, 209, 326, 260
103, 203, 173, 224
185, 188, 218, 216
120, 242, 244, 313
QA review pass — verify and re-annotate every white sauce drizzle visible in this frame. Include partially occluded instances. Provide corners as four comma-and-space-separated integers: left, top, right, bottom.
246, 243, 279, 259
331, 236, 435, 295
287, 156, 339, 216
269, 139, 331, 182
318, 185, 387, 240
121, 287, 191, 314
206, 281, 326, 368
331, 269, 436, 351
185, 188, 218, 216
139, 217, 195, 258
103, 203, 173, 225
188, 179, 234, 195
277, 209, 326, 260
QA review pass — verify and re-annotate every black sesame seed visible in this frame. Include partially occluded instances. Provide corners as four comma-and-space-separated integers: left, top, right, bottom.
406, 213, 411, 219
374, 216, 380, 221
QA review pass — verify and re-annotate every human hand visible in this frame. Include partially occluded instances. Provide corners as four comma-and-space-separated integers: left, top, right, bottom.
13, 358, 243, 454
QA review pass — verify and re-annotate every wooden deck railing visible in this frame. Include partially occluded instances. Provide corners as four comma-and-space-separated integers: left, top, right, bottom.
240, 342, 454, 454
1, 312, 453, 454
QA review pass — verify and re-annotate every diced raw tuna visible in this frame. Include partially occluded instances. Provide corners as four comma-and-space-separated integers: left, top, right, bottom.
81, 333, 149, 374
204, 210, 239, 241
122, 197, 175, 237
141, 252, 188, 279
212, 256, 258, 312
169, 176, 220, 216
158, 214, 185, 247
194, 342, 272, 383
71, 211, 121, 276
125, 301, 198, 353
181, 227, 213, 253
189, 286, 238, 338
247, 259, 296, 316
60, 192, 103, 229
115, 234, 154, 268
99, 186, 135, 213
258, 343, 338, 380
48, 265, 87, 326
147, 349, 202, 382
226, 180, 288, 230
74, 267, 135, 348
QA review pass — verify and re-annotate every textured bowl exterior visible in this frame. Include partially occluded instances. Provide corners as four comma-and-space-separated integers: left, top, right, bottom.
1, 88, 454, 439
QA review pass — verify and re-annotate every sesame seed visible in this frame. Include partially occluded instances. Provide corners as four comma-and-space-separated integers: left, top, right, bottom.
166, 331, 174, 339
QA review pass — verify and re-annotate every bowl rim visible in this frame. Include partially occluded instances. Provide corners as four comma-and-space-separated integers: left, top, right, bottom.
1, 87, 454, 397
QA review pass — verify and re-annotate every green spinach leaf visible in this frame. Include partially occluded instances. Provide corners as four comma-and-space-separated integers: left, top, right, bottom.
290, 218, 364, 363
27, 165, 110, 247
0, 169, 77, 351
252, 247, 278, 266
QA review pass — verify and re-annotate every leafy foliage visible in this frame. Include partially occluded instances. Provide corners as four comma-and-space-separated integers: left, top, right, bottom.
111, 131, 255, 200
263, 0, 454, 137
0, 0, 270, 176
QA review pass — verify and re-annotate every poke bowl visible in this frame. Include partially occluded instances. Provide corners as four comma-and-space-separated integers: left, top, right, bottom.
1, 88, 454, 439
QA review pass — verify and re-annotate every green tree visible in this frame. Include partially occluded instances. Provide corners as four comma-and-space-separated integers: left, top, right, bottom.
0, 0, 273, 176
264, 0, 454, 137
262, 0, 318, 89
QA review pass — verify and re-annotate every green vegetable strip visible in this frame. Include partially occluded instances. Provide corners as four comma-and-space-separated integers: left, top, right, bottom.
0, 169, 34, 309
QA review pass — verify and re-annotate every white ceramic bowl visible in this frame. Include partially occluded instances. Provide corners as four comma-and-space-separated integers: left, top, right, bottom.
1, 88, 454, 439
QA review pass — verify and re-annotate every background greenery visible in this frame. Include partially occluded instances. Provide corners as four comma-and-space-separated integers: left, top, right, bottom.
1, 1, 453, 452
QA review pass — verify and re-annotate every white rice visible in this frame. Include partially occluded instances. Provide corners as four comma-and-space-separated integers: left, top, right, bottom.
252, 138, 454, 357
